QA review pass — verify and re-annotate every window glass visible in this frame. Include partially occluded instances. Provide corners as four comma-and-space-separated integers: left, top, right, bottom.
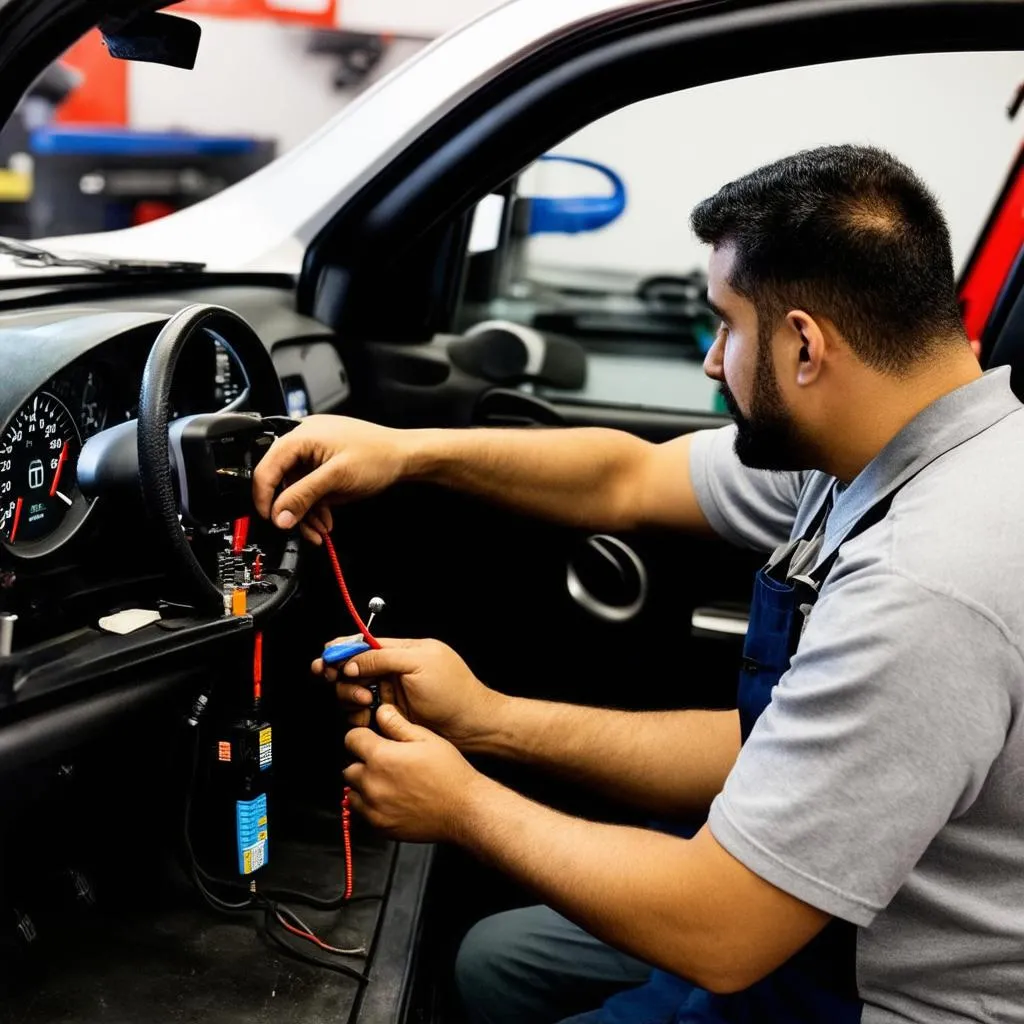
458, 52, 1023, 414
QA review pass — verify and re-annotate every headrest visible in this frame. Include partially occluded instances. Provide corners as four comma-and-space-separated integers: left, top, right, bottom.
984, 245, 1024, 401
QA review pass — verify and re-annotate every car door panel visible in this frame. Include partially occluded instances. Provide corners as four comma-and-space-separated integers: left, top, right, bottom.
335, 339, 759, 721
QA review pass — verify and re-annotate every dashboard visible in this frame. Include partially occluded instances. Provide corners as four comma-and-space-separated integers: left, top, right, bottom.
0, 287, 349, 594
0, 326, 246, 558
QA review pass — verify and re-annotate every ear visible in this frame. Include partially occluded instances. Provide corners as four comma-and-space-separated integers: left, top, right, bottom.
784, 310, 827, 386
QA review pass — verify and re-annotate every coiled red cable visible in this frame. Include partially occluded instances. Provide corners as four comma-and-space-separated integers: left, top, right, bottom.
320, 528, 378, 902
341, 787, 354, 902
321, 531, 381, 651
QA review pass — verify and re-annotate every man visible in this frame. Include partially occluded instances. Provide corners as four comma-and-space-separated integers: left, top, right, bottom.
252, 146, 1024, 1024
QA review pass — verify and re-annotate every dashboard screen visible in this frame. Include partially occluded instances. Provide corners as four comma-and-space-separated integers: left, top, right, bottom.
281, 375, 310, 419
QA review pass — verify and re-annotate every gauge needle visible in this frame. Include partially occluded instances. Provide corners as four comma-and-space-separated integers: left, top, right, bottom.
9, 497, 22, 543
49, 442, 70, 498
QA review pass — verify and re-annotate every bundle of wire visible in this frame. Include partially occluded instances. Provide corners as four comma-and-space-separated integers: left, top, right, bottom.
184, 730, 375, 982
320, 526, 380, 901
182, 526, 384, 981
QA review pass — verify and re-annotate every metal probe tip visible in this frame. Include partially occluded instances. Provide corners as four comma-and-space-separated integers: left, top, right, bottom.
366, 596, 385, 632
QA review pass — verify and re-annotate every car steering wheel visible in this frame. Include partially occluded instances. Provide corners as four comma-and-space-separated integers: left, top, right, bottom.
137, 303, 299, 618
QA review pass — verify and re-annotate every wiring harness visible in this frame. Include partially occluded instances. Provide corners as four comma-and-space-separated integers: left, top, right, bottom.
182, 525, 383, 981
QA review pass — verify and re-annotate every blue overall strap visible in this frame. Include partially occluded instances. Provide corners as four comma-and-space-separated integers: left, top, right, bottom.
737, 569, 807, 741
736, 485, 834, 742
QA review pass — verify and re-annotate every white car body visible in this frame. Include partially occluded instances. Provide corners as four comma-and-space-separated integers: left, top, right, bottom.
19, 0, 661, 275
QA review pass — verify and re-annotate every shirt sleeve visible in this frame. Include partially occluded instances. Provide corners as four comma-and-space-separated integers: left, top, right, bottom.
688, 426, 807, 551
707, 562, 1015, 926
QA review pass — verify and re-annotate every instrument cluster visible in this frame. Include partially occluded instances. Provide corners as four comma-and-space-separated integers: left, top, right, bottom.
0, 331, 245, 557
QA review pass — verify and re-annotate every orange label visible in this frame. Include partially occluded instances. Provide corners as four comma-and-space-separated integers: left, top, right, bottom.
218, 741, 232, 762
176, 0, 336, 27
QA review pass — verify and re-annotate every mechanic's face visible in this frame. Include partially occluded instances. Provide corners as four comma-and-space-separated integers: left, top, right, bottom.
702, 246, 815, 471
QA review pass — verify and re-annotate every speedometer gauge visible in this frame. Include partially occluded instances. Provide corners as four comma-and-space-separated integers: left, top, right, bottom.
0, 393, 82, 546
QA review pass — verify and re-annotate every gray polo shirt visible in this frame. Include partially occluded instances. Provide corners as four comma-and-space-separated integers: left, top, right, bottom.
689, 367, 1024, 1024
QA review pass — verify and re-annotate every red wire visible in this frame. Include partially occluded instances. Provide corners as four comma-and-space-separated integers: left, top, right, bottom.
319, 529, 371, 902
275, 911, 359, 955
320, 531, 381, 650
253, 630, 263, 704
232, 516, 250, 555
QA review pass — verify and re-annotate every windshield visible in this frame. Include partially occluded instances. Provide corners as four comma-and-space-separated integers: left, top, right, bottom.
0, 0, 663, 280
0, 2, 1020, 285
0, 8, 432, 274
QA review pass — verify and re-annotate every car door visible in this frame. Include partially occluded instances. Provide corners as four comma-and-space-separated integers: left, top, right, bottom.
297, 4, 1024, 740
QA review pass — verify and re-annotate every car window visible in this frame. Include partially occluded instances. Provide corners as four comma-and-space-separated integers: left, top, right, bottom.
0, 19, 425, 244
456, 51, 1023, 415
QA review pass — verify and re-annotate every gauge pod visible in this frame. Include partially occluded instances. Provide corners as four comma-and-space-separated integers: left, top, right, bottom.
0, 391, 93, 557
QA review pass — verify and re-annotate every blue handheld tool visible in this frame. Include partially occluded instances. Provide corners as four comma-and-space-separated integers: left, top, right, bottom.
323, 639, 380, 731
322, 639, 372, 665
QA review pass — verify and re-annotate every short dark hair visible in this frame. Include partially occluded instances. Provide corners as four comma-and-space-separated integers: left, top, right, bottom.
691, 145, 966, 373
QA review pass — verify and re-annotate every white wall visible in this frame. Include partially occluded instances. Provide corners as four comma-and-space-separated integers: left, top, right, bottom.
126, 30, 1021, 278
340, 0, 505, 36
128, 16, 425, 152
524, 52, 1024, 277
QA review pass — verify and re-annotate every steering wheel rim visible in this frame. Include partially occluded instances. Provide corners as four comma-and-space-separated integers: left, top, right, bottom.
138, 303, 298, 618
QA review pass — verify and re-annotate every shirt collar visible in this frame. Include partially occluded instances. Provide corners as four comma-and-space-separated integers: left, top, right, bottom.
818, 365, 1021, 563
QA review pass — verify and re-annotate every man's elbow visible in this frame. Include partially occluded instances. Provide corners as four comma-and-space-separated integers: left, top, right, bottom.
688, 963, 757, 996
668, 936, 771, 996
684, 963, 755, 996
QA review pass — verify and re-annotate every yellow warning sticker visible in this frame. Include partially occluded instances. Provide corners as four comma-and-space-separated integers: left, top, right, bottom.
259, 728, 272, 745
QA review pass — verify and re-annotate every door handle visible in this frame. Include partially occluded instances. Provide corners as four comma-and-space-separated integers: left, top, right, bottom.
691, 607, 749, 638
566, 535, 647, 623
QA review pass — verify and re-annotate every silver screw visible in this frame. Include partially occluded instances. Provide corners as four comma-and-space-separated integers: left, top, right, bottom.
367, 596, 385, 632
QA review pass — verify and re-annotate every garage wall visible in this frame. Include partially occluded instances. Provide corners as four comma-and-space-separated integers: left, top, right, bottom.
340, 0, 505, 36
524, 52, 1024, 277
127, 17, 426, 152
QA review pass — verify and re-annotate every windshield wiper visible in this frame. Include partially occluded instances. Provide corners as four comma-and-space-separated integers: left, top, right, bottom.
0, 236, 206, 275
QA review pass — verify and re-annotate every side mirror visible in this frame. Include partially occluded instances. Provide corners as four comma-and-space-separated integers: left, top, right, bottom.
526, 155, 627, 236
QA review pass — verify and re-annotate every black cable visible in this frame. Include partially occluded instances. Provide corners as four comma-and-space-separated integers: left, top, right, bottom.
259, 886, 385, 910
263, 907, 369, 984
273, 903, 366, 957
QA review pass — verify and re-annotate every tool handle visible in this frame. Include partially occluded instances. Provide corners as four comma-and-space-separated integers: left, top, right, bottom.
366, 682, 382, 734
321, 640, 380, 731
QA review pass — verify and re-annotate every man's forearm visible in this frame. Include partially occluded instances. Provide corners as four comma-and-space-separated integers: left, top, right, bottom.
463, 696, 740, 817
452, 776, 811, 994
401, 426, 655, 532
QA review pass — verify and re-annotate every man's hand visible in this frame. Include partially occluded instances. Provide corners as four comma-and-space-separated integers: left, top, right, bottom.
344, 705, 484, 842
252, 415, 410, 539
313, 637, 503, 749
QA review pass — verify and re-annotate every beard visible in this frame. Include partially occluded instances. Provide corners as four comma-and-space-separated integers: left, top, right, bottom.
720, 344, 816, 471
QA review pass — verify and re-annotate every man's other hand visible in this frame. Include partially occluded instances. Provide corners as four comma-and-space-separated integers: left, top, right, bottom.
252, 415, 410, 542
344, 705, 484, 842
313, 637, 502, 750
